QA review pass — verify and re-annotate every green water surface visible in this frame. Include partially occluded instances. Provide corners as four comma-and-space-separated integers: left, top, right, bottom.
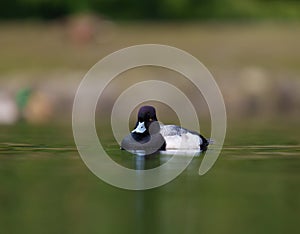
0, 123, 300, 234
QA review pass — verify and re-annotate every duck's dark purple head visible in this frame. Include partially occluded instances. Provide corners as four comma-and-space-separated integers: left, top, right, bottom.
132, 106, 158, 134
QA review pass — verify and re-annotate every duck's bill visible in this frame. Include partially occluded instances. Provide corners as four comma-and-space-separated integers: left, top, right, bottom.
132, 121, 146, 133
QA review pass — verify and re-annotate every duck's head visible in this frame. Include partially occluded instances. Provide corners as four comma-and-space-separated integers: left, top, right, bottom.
132, 106, 158, 134
121, 105, 165, 154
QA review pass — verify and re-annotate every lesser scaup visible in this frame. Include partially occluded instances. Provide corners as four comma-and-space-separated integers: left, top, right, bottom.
121, 106, 209, 154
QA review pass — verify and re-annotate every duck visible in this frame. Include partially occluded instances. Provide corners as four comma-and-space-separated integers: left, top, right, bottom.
121, 106, 209, 154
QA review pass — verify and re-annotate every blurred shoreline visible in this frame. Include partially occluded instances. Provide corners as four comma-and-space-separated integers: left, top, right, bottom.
0, 20, 299, 124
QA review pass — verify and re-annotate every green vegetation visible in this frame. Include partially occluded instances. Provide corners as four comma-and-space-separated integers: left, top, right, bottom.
1, 0, 300, 21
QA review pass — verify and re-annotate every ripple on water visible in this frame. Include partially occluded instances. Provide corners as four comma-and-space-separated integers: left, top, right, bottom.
0, 142, 77, 156
223, 145, 300, 159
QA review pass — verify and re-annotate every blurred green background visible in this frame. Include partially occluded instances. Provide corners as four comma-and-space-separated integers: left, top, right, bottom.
2, 0, 300, 20
0, 1, 300, 234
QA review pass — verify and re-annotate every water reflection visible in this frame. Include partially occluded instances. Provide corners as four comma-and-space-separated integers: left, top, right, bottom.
135, 155, 146, 170
1, 137, 300, 234
129, 149, 202, 171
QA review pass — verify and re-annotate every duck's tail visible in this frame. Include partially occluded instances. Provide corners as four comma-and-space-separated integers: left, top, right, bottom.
200, 135, 210, 151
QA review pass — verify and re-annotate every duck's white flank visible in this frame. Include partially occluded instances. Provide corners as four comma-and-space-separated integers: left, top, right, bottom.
164, 132, 201, 149
159, 124, 203, 149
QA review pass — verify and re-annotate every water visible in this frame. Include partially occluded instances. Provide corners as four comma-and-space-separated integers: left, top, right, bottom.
1, 123, 300, 234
